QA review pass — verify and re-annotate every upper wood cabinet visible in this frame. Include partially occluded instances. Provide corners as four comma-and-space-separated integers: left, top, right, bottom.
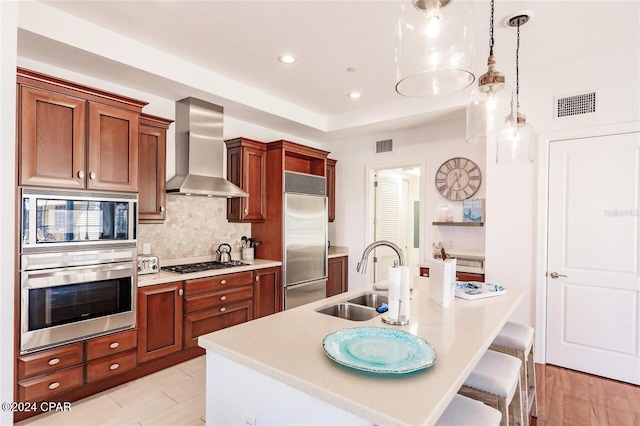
17, 68, 147, 193
326, 158, 337, 222
225, 137, 267, 222
138, 114, 172, 223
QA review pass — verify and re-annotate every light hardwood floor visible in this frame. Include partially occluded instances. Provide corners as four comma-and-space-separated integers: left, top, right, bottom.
16, 356, 206, 426
16, 359, 640, 426
532, 363, 640, 426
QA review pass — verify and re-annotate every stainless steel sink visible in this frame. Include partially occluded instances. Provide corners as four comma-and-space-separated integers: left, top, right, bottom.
347, 293, 388, 308
316, 292, 388, 321
316, 303, 380, 321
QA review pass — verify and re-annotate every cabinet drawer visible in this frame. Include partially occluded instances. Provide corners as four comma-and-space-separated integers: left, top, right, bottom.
18, 366, 83, 402
456, 272, 485, 282
184, 300, 253, 348
86, 329, 137, 361
86, 349, 137, 383
18, 342, 84, 380
184, 285, 253, 313
184, 271, 253, 295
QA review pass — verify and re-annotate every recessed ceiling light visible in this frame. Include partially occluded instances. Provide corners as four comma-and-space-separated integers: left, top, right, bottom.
347, 92, 361, 99
278, 55, 297, 64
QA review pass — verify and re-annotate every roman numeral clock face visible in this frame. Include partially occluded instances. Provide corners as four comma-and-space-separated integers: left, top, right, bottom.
435, 157, 482, 201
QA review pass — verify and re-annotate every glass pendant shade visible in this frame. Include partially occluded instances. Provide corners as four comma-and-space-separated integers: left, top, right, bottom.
466, 69, 516, 144
395, 0, 474, 97
496, 117, 534, 164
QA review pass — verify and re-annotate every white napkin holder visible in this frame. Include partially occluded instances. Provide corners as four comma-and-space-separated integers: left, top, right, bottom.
429, 258, 457, 308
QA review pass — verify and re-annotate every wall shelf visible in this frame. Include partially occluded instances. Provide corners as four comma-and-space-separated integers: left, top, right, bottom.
432, 222, 484, 227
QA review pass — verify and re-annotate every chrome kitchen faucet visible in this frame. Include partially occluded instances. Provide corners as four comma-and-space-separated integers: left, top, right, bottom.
356, 240, 405, 273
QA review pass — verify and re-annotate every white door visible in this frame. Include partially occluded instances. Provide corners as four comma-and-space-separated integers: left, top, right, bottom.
373, 171, 405, 282
546, 131, 640, 385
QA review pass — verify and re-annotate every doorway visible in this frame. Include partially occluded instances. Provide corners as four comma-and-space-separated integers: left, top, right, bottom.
370, 167, 421, 283
542, 127, 640, 384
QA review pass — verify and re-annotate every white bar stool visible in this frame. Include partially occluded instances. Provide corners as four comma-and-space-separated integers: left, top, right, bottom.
490, 322, 537, 425
436, 394, 502, 425
458, 350, 524, 426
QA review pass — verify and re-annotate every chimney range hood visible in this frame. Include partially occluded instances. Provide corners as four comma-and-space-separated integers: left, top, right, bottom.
166, 97, 248, 197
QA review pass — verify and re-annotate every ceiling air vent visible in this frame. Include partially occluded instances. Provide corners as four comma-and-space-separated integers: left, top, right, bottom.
375, 139, 393, 154
554, 91, 597, 119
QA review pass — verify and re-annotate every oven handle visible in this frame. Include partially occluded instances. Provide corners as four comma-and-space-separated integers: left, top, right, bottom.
22, 261, 136, 290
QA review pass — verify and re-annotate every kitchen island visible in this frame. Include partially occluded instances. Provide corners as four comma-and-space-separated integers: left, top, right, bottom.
198, 276, 523, 425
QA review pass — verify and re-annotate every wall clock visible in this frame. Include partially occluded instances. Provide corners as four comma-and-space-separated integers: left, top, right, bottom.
435, 157, 482, 201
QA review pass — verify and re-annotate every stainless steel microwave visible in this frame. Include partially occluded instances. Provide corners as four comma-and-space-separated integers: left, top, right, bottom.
21, 188, 137, 253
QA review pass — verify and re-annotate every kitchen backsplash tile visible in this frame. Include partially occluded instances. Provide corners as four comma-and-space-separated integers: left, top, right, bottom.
137, 195, 250, 260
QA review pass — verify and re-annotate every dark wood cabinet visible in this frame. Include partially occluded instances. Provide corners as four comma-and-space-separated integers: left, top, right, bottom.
326, 158, 337, 222
87, 102, 139, 192
253, 267, 282, 318
419, 267, 485, 282
19, 86, 87, 189
137, 282, 183, 363
225, 138, 267, 222
183, 271, 255, 348
138, 114, 172, 223
184, 300, 253, 348
17, 68, 147, 192
327, 255, 348, 297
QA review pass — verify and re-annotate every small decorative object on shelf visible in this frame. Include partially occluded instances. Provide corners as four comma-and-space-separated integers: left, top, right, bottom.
463, 199, 484, 222
438, 204, 453, 222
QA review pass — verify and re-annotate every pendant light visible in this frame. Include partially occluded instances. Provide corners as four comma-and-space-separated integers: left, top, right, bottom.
466, 0, 515, 144
497, 12, 534, 164
395, 0, 474, 97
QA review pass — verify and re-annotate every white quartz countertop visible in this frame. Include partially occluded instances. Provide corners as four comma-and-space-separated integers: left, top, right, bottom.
328, 245, 348, 259
198, 277, 523, 425
137, 258, 282, 287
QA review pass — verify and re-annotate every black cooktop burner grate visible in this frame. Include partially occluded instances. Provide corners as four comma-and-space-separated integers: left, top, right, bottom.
161, 260, 248, 274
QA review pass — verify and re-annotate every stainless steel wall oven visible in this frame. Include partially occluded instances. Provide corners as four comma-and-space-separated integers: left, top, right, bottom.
19, 189, 137, 354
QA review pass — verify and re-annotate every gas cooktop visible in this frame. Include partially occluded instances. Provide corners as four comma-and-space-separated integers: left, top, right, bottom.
161, 260, 248, 274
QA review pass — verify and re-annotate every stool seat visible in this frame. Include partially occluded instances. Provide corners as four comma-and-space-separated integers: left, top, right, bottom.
492, 322, 534, 351
464, 350, 522, 396
436, 395, 502, 425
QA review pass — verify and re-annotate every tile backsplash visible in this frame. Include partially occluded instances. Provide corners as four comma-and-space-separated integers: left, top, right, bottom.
137, 195, 250, 260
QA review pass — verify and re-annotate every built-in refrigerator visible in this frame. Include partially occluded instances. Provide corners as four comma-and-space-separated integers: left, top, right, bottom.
283, 171, 328, 309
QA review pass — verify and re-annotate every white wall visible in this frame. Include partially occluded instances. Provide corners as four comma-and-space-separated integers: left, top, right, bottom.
0, 3, 17, 425
324, 121, 486, 291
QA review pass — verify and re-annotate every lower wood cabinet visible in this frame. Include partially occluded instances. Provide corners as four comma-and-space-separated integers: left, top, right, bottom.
85, 350, 137, 383
254, 267, 282, 318
137, 281, 183, 363
184, 300, 254, 348
18, 365, 84, 402
327, 256, 348, 297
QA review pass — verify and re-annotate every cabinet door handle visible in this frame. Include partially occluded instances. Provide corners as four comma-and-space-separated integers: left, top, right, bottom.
160, 206, 165, 212
48, 382, 60, 390
89, 171, 96, 180
179, 289, 184, 296
255, 276, 260, 282
244, 208, 248, 214
48, 358, 60, 366
77, 171, 85, 179
220, 280, 227, 285
220, 307, 226, 312
220, 295, 227, 301
109, 363, 120, 371
109, 342, 119, 349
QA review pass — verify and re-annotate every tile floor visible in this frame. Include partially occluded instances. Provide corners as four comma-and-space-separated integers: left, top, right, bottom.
16, 356, 206, 426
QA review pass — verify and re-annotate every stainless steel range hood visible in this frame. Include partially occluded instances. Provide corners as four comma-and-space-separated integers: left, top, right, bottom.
166, 97, 248, 197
